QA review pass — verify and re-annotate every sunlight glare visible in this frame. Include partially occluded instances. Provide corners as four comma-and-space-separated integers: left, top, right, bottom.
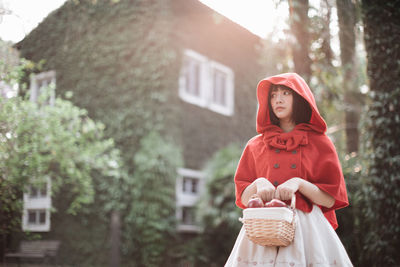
199, 0, 288, 39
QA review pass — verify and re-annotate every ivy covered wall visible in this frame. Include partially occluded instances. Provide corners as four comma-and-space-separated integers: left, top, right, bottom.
361, 0, 400, 265
18, 0, 180, 171
18, 0, 262, 171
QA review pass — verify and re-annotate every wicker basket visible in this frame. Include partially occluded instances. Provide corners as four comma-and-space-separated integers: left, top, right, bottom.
240, 195, 296, 247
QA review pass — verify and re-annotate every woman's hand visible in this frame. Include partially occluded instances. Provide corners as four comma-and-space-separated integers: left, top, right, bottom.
241, 177, 276, 206
275, 178, 303, 201
254, 177, 276, 203
275, 177, 335, 208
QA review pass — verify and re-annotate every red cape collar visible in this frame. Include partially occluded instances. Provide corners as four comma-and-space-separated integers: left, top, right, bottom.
262, 124, 311, 151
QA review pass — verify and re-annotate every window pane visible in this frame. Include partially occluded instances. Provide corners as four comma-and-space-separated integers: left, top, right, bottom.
39, 211, 46, 224
192, 63, 200, 96
184, 58, 201, 97
213, 69, 227, 106
191, 179, 198, 193
39, 184, 47, 197
182, 178, 187, 192
29, 186, 38, 198
182, 207, 194, 225
28, 210, 37, 224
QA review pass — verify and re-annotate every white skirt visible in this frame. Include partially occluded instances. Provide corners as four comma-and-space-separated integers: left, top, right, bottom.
225, 206, 353, 267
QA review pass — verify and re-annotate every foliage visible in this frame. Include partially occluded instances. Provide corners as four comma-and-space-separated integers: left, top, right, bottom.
360, 0, 400, 265
123, 131, 182, 267
0, 42, 128, 265
0, 39, 21, 85
190, 143, 243, 266
335, 148, 368, 265
0, 88, 123, 235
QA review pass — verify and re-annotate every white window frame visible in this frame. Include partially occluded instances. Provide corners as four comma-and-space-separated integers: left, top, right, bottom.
179, 49, 208, 107
30, 70, 56, 106
179, 49, 234, 116
175, 168, 204, 233
22, 177, 52, 232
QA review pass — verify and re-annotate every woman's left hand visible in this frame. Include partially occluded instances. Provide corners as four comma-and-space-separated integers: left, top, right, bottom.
275, 177, 303, 200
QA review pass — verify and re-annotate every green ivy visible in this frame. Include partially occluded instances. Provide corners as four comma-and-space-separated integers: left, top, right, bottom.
361, 1, 400, 265
123, 131, 182, 267
17, 0, 181, 170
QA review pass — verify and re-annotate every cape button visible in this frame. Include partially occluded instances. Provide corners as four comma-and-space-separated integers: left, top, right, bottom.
291, 164, 297, 169
292, 150, 297, 154
273, 163, 280, 169
275, 149, 280, 153
273, 181, 279, 186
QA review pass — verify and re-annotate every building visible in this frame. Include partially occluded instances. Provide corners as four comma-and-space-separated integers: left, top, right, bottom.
14, 0, 264, 263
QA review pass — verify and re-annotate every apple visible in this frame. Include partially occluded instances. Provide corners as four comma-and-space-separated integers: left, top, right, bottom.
247, 197, 264, 208
264, 199, 287, 208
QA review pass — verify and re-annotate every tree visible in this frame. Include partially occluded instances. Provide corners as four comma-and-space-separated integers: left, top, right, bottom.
319, 0, 334, 67
0, 89, 123, 258
289, 0, 312, 83
337, 0, 361, 153
361, 0, 400, 265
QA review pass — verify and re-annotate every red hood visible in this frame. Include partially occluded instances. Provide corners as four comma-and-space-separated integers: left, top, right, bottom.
256, 73, 327, 134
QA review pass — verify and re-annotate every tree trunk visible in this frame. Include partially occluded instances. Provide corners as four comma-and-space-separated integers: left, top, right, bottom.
289, 0, 312, 83
337, 0, 360, 153
110, 210, 121, 267
362, 0, 400, 265
320, 0, 334, 67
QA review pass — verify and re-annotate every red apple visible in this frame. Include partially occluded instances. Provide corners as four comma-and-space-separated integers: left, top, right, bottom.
247, 197, 264, 208
264, 199, 287, 208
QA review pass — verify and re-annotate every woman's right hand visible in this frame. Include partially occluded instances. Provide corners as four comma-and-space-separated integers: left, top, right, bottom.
254, 177, 276, 203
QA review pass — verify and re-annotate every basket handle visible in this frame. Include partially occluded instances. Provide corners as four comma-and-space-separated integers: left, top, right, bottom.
290, 194, 296, 210
290, 194, 296, 226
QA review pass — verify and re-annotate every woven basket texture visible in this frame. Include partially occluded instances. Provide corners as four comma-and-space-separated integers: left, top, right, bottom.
241, 195, 296, 247
243, 217, 295, 246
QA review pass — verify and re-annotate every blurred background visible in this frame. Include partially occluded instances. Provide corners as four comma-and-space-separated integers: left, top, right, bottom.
0, 0, 399, 266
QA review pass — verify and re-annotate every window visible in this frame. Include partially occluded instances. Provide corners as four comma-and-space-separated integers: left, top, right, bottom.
27, 210, 47, 225
179, 49, 234, 116
175, 168, 204, 232
209, 61, 234, 115
30, 70, 56, 105
181, 206, 196, 225
28, 184, 48, 199
22, 178, 52, 232
182, 177, 199, 194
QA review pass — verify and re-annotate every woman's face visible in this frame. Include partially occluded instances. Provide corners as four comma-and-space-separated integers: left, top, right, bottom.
270, 86, 294, 122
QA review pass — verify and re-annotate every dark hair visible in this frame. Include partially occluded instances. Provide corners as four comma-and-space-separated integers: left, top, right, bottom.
268, 84, 312, 125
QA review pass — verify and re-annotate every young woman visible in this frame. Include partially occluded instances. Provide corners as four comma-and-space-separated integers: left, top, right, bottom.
225, 73, 353, 266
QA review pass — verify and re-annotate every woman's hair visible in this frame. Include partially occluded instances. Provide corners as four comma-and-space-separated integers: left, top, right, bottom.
268, 84, 312, 125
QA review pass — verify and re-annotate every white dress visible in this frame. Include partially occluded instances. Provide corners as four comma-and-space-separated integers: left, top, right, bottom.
225, 206, 353, 267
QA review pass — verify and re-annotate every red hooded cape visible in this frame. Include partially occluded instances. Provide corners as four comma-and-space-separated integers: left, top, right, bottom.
234, 73, 348, 229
